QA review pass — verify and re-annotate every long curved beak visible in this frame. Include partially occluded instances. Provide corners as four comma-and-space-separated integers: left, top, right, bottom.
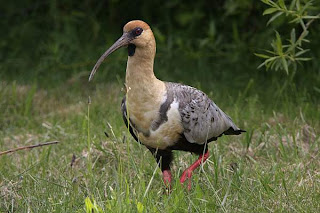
89, 33, 130, 81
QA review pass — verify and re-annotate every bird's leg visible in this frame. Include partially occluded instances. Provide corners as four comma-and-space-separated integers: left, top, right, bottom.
147, 147, 173, 190
180, 150, 209, 190
162, 169, 172, 190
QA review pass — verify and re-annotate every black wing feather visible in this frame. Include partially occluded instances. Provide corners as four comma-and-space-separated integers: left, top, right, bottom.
121, 97, 139, 143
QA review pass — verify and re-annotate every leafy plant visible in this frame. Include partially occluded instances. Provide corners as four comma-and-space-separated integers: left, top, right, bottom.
256, 0, 320, 74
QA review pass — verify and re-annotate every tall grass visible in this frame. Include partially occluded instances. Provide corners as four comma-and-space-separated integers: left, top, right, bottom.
0, 78, 319, 211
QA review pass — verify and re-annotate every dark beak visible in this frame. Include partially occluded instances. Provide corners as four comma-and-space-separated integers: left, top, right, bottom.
89, 33, 131, 81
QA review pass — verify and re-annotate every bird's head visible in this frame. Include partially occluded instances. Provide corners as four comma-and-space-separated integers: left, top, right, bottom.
89, 20, 155, 81
123, 20, 154, 49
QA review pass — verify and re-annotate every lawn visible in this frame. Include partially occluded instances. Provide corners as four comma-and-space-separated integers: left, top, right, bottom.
1, 64, 319, 212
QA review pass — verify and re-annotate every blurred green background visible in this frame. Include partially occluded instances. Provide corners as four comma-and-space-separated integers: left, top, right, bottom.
1, 0, 319, 96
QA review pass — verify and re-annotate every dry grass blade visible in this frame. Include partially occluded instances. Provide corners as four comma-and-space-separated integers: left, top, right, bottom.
0, 141, 60, 156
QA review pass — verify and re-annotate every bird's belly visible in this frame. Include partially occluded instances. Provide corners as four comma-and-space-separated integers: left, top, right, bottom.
132, 101, 184, 150
138, 122, 183, 149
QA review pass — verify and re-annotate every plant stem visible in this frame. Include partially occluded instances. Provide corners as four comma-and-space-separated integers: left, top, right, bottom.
0, 141, 59, 156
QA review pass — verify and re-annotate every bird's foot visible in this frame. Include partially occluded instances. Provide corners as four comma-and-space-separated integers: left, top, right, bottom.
163, 169, 172, 192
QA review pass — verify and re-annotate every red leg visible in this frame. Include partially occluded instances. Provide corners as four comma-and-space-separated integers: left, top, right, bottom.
180, 151, 209, 190
163, 169, 172, 190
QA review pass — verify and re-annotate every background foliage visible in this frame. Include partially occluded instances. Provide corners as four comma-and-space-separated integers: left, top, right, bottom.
1, 0, 320, 91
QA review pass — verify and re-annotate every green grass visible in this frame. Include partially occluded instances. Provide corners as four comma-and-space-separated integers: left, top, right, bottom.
1, 1, 320, 211
0, 73, 319, 212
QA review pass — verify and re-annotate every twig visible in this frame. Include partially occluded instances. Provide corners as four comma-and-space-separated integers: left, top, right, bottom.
0, 141, 60, 156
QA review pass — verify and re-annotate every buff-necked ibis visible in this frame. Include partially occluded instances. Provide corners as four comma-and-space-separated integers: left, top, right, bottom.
89, 20, 245, 190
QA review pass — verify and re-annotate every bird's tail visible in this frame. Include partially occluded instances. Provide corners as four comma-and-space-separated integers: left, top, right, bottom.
223, 127, 246, 135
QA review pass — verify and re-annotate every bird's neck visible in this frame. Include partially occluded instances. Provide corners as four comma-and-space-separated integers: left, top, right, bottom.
125, 48, 166, 114
125, 48, 165, 97
126, 52, 156, 84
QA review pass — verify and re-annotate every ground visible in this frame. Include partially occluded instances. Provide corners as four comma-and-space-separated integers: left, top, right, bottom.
0, 75, 319, 212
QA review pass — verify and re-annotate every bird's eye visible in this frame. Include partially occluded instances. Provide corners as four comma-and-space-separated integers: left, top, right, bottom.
135, 28, 143, 36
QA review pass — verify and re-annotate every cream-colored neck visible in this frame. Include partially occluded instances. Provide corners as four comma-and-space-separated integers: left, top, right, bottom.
126, 55, 154, 84
125, 47, 165, 100
124, 47, 166, 131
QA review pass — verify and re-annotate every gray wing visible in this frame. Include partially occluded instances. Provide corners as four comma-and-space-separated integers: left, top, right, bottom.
166, 82, 244, 144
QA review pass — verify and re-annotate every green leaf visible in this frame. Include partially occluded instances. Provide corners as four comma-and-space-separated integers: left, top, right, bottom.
302, 38, 310, 43
275, 31, 283, 55
302, 15, 320, 19
263, 8, 278, 15
257, 56, 278, 69
270, 59, 278, 70
289, 17, 301, 24
274, 60, 281, 71
269, 0, 279, 7
296, 0, 301, 11
278, 0, 287, 10
287, 55, 295, 61
254, 53, 271, 59
257, 61, 268, 69
295, 49, 309, 57
290, 28, 296, 44
295, 57, 312, 61
301, 1, 313, 14
267, 12, 283, 25
296, 46, 303, 51
289, 0, 297, 10
281, 57, 289, 74
261, 0, 277, 7
265, 50, 276, 54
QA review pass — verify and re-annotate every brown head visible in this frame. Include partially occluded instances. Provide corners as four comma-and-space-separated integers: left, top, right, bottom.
89, 20, 155, 81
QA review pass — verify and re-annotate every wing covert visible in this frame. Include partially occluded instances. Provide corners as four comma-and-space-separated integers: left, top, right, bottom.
166, 82, 242, 144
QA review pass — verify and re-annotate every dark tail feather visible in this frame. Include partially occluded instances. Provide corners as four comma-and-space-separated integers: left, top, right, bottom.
223, 127, 246, 135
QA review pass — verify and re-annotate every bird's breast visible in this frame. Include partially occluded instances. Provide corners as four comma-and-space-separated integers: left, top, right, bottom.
127, 95, 184, 150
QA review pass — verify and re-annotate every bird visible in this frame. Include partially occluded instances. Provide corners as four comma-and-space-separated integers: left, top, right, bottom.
89, 20, 245, 190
